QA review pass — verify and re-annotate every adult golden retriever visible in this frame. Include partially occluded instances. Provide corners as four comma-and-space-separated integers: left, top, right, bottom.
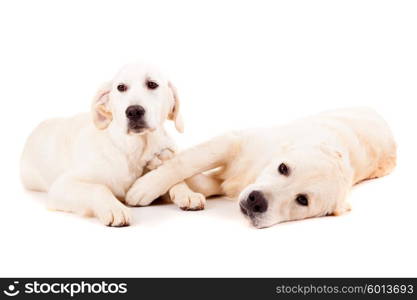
126, 108, 397, 228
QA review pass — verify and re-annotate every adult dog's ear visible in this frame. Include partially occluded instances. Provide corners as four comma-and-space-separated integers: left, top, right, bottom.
91, 82, 113, 130
168, 81, 184, 133
319, 143, 353, 216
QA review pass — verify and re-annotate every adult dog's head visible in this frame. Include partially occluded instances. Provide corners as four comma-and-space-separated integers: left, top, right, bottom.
91, 63, 183, 135
238, 144, 353, 228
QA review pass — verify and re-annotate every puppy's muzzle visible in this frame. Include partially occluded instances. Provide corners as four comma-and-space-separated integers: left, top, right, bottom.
240, 190, 268, 216
126, 105, 147, 133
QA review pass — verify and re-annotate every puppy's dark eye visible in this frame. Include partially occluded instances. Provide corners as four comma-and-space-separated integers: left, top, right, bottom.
146, 80, 159, 90
295, 194, 308, 206
278, 163, 290, 176
117, 84, 128, 92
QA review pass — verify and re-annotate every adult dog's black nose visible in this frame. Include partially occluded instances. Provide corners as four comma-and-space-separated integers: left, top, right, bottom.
125, 105, 145, 121
246, 191, 268, 213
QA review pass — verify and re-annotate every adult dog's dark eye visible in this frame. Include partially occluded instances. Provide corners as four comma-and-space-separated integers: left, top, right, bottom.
117, 84, 128, 92
146, 80, 159, 90
278, 163, 290, 176
295, 194, 308, 206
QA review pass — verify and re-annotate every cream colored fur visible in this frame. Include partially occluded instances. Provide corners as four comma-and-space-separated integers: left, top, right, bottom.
20, 63, 205, 226
126, 108, 397, 228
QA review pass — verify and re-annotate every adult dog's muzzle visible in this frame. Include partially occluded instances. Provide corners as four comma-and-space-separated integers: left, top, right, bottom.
239, 190, 268, 217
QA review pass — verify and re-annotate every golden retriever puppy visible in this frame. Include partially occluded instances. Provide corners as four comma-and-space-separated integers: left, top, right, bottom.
126, 108, 396, 228
20, 63, 205, 226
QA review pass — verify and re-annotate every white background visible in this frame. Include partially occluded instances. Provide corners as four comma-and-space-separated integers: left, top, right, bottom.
0, 0, 416, 277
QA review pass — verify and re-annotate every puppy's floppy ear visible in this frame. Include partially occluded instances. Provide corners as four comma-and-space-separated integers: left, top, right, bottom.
167, 81, 184, 133
91, 82, 113, 130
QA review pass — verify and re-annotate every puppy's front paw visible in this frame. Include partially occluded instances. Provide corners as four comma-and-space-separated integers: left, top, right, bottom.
95, 201, 132, 227
145, 148, 175, 170
170, 189, 206, 211
146, 156, 162, 170
158, 148, 175, 161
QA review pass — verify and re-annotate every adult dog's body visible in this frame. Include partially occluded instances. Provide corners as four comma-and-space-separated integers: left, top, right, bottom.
126, 108, 397, 228
21, 63, 205, 226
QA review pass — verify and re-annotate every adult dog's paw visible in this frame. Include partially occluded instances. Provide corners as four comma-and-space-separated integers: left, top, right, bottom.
125, 181, 159, 207
95, 201, 132, 227
170, 189, 206, 211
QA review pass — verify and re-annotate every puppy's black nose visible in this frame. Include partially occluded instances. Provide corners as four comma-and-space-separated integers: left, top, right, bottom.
246, 191, 268, 213
125, 105, 145, 121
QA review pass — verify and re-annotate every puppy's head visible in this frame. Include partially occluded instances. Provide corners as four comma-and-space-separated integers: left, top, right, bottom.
238, 144, 353, 228
91, 63, 184, 135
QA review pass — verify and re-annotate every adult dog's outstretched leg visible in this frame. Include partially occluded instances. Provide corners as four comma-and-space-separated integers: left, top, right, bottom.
185, 173, 223, 198
126, 133, 239, 206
